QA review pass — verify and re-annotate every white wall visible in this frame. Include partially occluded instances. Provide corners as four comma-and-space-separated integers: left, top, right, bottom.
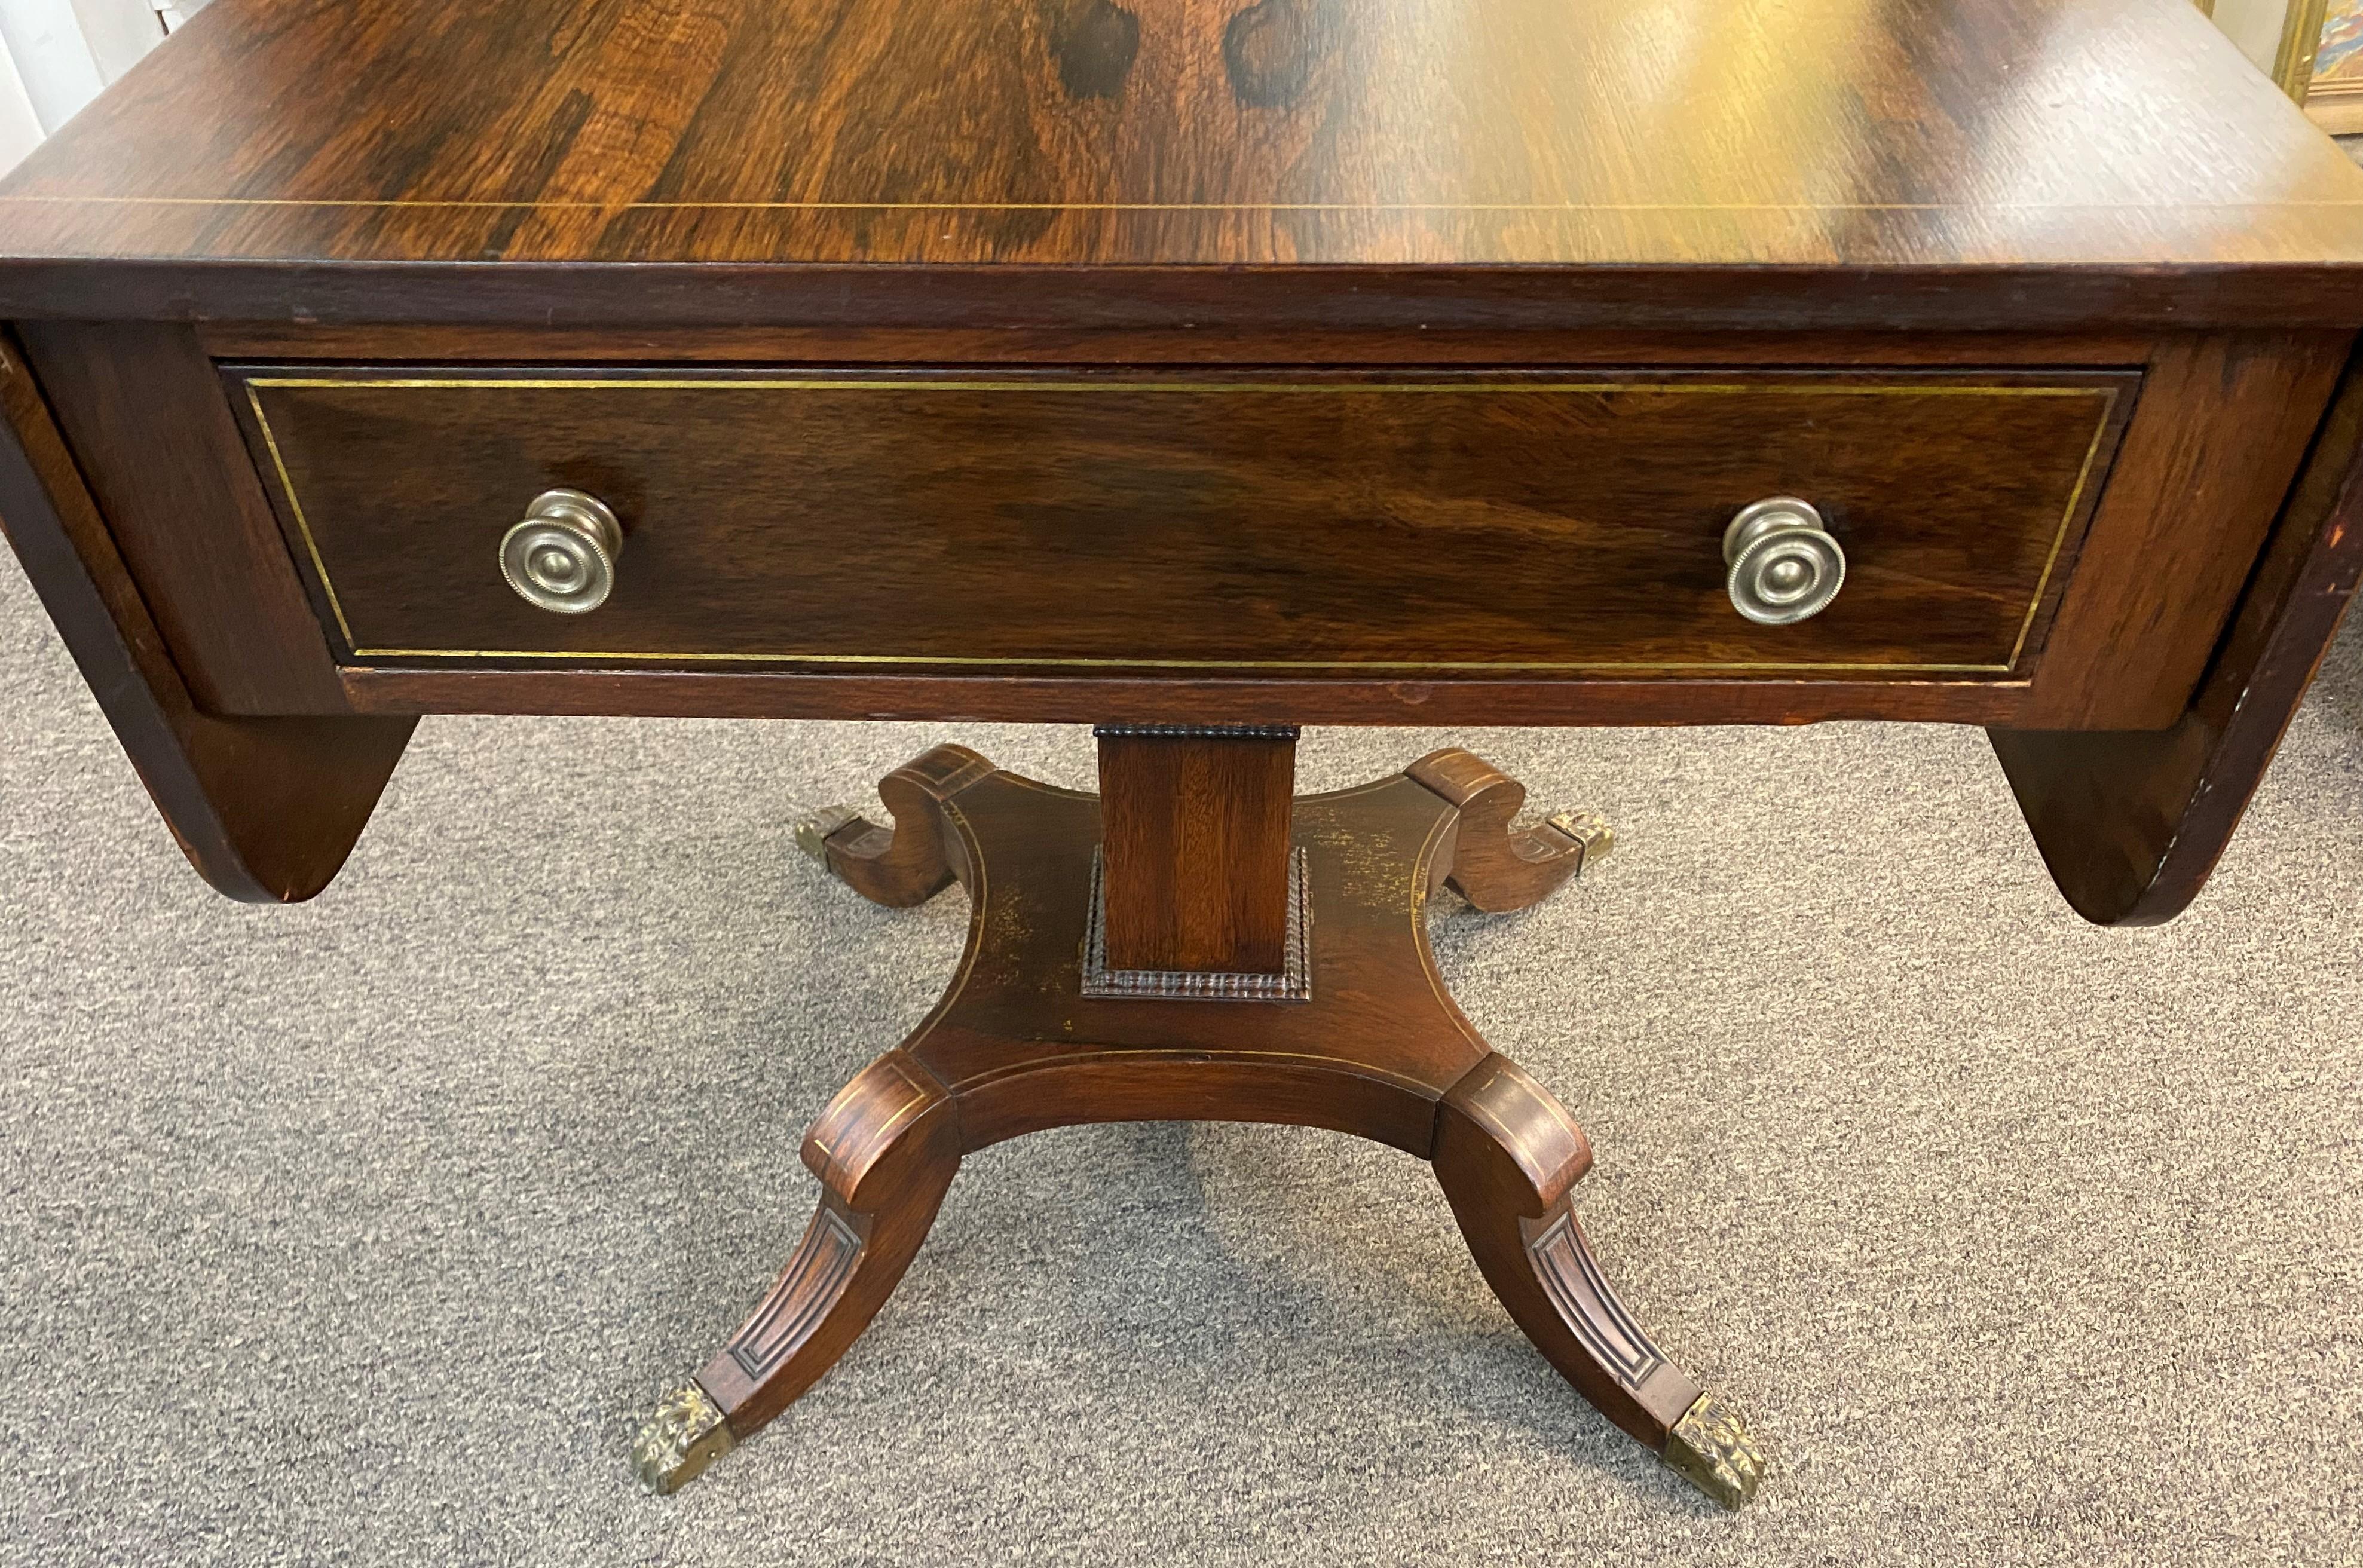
0, 35, 43, 175
2210, 0, 2310, 84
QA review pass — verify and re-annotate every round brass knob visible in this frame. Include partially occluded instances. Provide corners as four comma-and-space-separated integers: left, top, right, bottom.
500, 489, 622, 614
1723, 496, 1845, 626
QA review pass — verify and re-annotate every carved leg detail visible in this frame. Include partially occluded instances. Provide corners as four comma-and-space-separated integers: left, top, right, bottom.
632, 1051, 962, 1494
795, 743, 996, 908
1433, 1055, 1764, 1509
1407, 749, 1611, 914
644, 749, 1764, 1511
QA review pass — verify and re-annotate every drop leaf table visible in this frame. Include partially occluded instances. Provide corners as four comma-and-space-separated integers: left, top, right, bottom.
5, 0, 2363, 1512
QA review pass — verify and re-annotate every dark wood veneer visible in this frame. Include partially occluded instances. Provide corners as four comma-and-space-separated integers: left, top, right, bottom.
1097, 727, 1299, 974
18, 323, 351, 716
338, 665, 2040, 727
0, 335, 410, 901
654, 740, 1756, 1503
194, 326, 2169, 368
2018, 332, 2352, 729
1994, 345, 2363, 925
2, 0, 2350, 908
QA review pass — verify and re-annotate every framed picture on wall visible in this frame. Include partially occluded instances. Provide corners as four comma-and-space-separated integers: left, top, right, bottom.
2206, 0, 2363, 131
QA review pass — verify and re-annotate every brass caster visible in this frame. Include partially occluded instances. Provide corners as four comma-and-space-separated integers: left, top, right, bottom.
1661, 1391, 1765, 1509
1545, 810, 1615, 875
792, 804, 862, 865
631, 1381, 737, 1495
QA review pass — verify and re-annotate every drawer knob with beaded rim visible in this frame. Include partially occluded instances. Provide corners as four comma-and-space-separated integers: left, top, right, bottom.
1723, 496, 1845, 626
500, 489, 623, 614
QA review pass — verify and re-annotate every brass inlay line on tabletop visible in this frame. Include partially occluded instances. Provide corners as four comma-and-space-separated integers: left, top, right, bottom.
13, 194, 2363, 212
243, 375, 2119, 675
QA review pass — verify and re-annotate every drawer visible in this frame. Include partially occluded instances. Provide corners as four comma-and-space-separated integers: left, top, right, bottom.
226, 366, 2137, 678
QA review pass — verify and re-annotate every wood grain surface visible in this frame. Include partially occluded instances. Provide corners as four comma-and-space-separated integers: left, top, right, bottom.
3, 0, 2362, 329
1097, 727, 1298, 973
191, 326, 2172, 369
2018, 331, 2352, 727
19, 322, 353, 715
334, 664, 2037, 727
227, 366, 2131, 680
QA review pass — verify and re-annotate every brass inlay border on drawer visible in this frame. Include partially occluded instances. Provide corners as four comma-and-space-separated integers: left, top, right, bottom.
241, 377, 2122, 674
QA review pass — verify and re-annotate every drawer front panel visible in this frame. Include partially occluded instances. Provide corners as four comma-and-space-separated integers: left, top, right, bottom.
228, 367, 2135, 676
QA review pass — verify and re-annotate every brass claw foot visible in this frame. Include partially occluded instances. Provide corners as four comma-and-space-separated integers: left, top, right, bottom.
1409, 752, 1611, 910
788, 745, 984, 906
792, 804, 862, 864
1662, 1392, 1765, 1509
631, 1381, 737, 1495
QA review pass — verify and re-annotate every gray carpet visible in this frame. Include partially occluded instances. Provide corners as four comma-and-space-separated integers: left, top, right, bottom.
1, 546, 2359, 1568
